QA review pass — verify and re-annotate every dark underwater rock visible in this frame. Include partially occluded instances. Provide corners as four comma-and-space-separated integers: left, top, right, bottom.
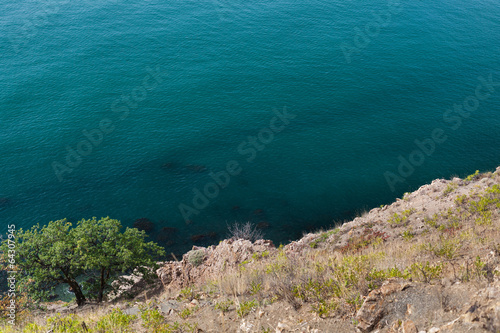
256, 221, 270, 229
190, 232, 218, 244
0, 198, 12, 208
185, 164, 207, 172
253, 209, 264, 216
156, 227, 178, 243
161, 162, 177, 169
133, 218, 155, 232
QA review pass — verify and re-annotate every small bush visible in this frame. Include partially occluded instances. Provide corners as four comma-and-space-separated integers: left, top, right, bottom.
252, 250, 270, 260
310, 230, 336, 248
424, 214, 439, 228
455, 194, 468, 205
214, 300, 233, 313
388, 209, 414, 225
140, 307, 194, 333
423, 236, 462, 260
227, 222, 263, 242
366, 267, 410, 290
46, 314, 83, 333
409, 261, 443, 283
458, 256, 489, 282
178, 286, 199, 301
473, 256, 486, 278
311, 300, 338, 318
443, 183, 457, 196
187, 250, 206, 267
339, 229, 389, 253
179, 306, 198, 319
95, 308, 136, 332
250, 281, 263, 295
22, 323, 46, 333
140, 307, 166, 331
237, 300, 258, 317
401, 229, 414, 241
465, 170, 480, 182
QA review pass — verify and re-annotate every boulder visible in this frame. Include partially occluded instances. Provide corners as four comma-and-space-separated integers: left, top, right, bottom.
460, 280, 500, 332
156, 238, 275, 290
355, 279, 411, 332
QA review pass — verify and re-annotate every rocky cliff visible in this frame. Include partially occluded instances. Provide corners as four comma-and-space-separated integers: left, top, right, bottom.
6, 167, 500, 333
145, 167, 500, 332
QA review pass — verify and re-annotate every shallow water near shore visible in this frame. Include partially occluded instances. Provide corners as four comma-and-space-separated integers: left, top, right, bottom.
1, 0, 500, 254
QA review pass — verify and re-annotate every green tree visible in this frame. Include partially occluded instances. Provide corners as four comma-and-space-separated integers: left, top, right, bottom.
0, 219, 87, 305
0, 217, 165, 306
74, 217, 165, 303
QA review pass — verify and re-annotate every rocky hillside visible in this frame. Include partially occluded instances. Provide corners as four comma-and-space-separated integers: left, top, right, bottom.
3, 168, 500, 333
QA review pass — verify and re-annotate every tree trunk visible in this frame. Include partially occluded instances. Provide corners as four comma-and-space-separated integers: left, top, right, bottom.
98, 267, 105, 303
69, 281, 86, 306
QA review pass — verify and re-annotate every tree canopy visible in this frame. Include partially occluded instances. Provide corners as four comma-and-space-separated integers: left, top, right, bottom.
0, 217, 165, 306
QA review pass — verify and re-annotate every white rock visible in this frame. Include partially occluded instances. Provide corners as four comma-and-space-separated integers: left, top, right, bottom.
428, 328, 440, 333
240, 320, 254, 332
276, 322, 290, 332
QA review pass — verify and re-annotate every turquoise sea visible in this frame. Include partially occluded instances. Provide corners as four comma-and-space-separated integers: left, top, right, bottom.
1, 0, 500, 255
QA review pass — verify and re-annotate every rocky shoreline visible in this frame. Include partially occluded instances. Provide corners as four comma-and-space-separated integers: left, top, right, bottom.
6, 167, 500, 333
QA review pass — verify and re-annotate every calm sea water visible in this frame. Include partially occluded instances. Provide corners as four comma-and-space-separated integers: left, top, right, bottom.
1, 0, 500, 255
